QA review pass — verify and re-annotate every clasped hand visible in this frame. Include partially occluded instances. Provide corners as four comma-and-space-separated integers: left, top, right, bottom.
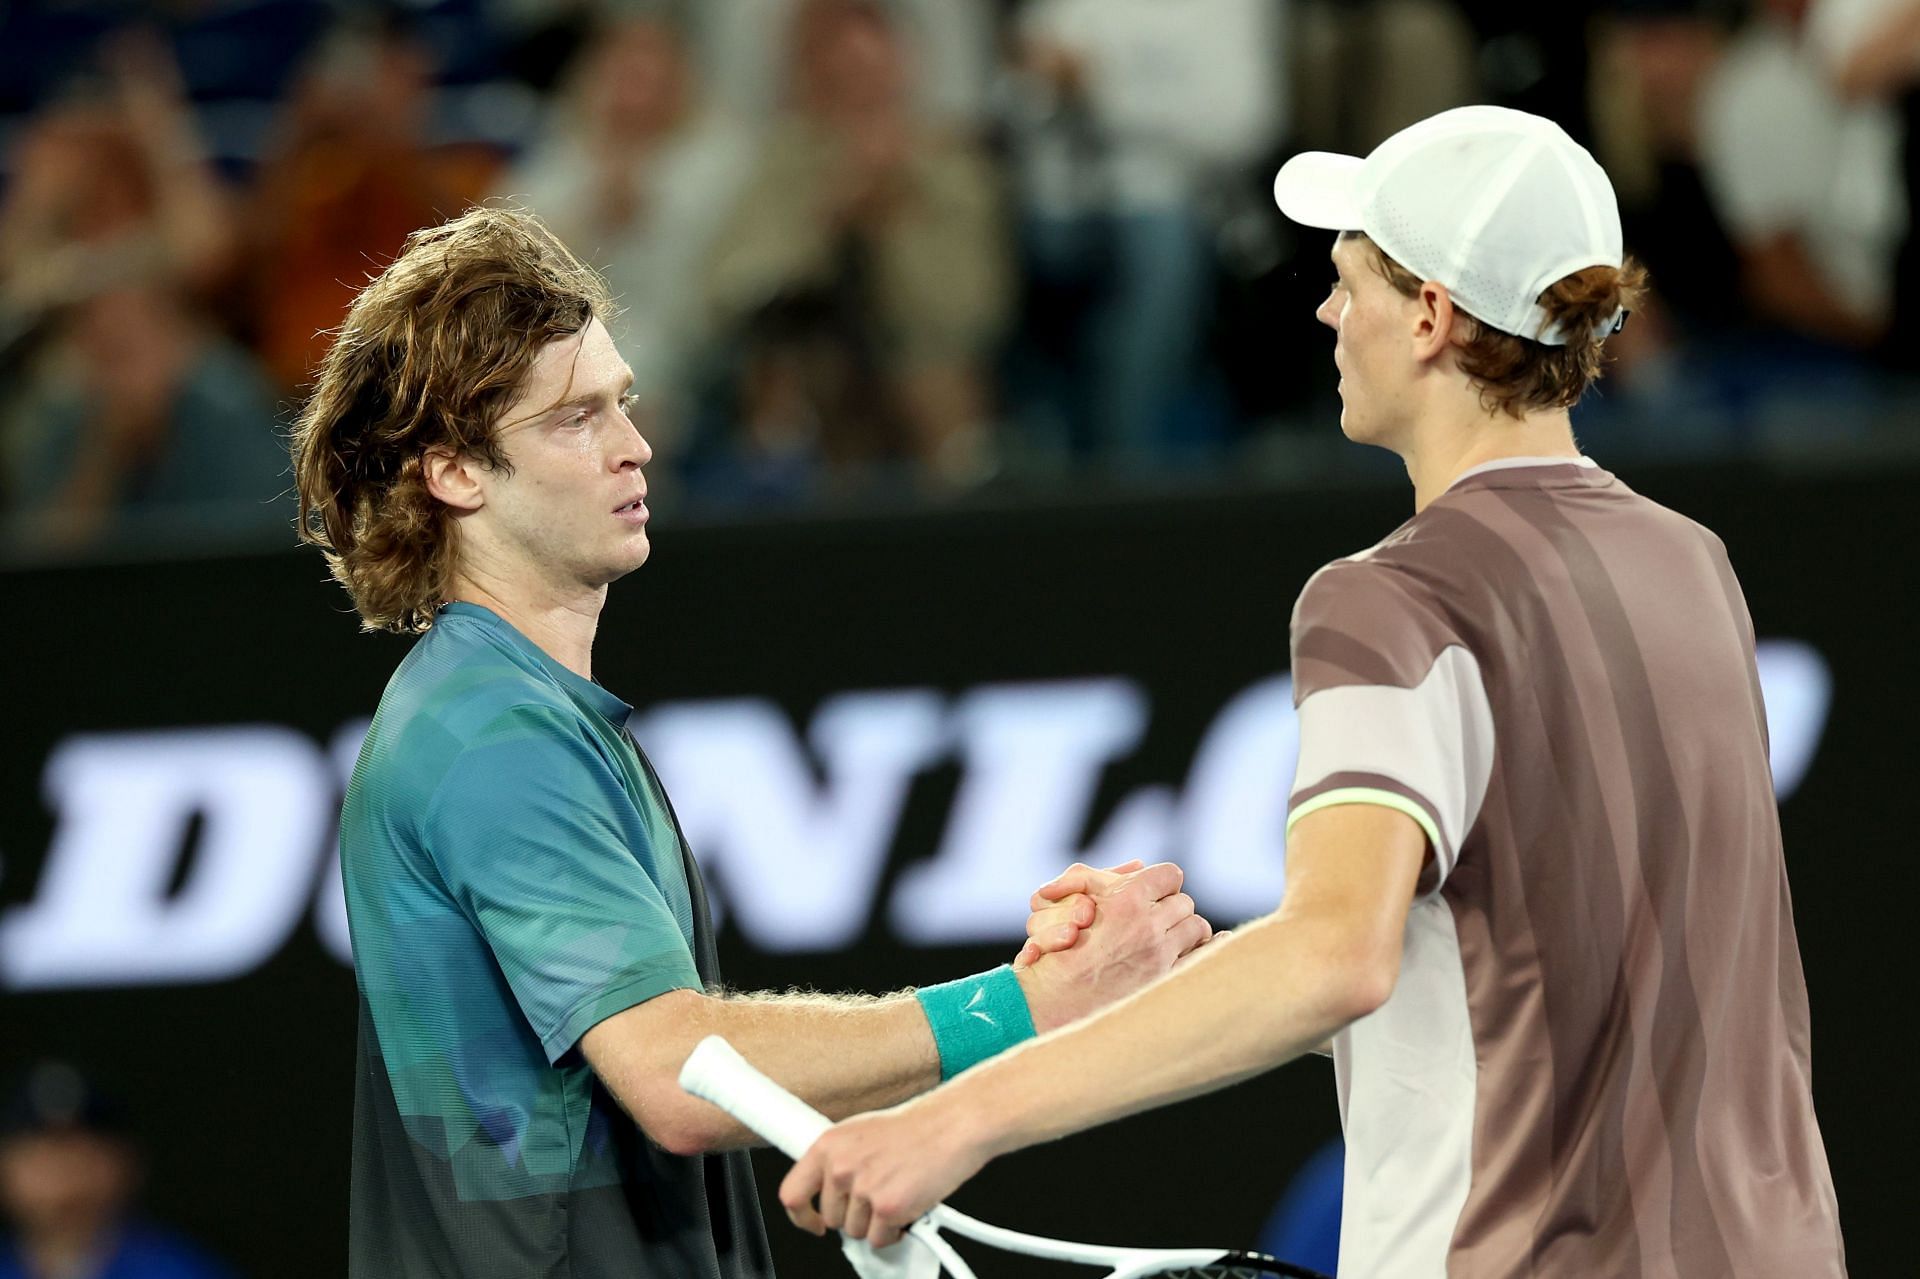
1011, 858, 1217, 1032
779, 860, 1218, 1246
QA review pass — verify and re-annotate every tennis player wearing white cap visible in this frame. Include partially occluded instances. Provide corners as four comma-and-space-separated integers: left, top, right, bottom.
774, 107, 1847, 1277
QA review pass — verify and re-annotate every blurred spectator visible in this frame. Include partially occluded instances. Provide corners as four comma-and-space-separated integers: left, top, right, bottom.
0, 33, 283, 550
703, 0, 1011, 491
3, 0, 1904, 537
1806, 0, 1920, 359
689, 0, 996, 130
1815, 0, 1920, 96
1578, 4, 1766, 450
1292, 1, 1478, 155
505, 11, 755, 460
1590, 4, 1742, 333
1584, 0, 1903, 450
1002, 0, 1282, 467
0, 34, 234, 317
1697, 0, 1904, 350
245, 11, 499, 391
0, 1062, 234, 1279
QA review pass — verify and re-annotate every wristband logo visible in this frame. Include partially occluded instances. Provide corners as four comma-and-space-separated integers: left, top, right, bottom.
0, 642, 1832, 990
963, 987, 997, 1027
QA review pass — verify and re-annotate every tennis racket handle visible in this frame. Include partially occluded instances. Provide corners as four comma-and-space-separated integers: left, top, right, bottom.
679, 1036, 831, 1160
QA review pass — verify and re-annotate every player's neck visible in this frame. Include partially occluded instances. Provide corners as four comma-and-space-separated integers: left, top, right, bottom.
449, 570, 605, 682
1401, 404, 1579, 513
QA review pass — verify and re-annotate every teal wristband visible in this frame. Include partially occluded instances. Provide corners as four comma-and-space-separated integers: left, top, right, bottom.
913, 964, 1037, 1080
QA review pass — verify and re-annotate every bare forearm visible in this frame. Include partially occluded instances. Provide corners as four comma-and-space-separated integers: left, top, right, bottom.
776, 809, 1421, 1247
678, 960, 1080, 1141
693, 989, 939, 1132
938, 910, 1384, 1160
593, 860, 1217, 1158
585, 986, 938, 1154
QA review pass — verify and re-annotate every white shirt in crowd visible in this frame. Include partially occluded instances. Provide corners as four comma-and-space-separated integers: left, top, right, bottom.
1696, 6, 1907, 321
1014, 0, 1285, 211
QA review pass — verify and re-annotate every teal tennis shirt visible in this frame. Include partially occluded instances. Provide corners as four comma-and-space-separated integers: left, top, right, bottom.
341, 602, 774, 1279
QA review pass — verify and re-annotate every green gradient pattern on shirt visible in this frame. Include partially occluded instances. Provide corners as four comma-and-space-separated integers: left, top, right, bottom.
340, 603, 770, 1279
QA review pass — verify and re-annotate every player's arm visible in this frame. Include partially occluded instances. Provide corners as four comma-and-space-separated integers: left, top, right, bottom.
582, 861, 1211, 1156
582, 987, 931, 1157
1024, 881, 1346, 1059
433, 708, 1212, 1159
780, 800, 1424, 1244
964, 803, 1424, 1142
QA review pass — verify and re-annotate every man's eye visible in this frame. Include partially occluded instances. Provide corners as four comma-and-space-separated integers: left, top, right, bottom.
617, 394, 638, 418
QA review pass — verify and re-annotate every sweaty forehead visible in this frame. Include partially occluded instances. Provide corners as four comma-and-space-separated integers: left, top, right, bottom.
539, 319, 615, 380
516, 324, 586, 392
513, 320, 631, 414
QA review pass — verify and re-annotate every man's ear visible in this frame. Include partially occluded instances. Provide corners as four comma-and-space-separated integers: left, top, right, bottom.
423, 448, 485, 514
1410, 280, 1458, 364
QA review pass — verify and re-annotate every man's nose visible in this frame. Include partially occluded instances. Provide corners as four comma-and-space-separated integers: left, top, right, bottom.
616, 414, 653, 468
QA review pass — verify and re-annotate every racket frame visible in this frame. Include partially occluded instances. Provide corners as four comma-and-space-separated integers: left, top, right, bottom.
678, 1036, 1326, 1279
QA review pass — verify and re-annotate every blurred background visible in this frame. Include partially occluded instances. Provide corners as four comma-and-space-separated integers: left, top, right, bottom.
0, 0, 1913, 1276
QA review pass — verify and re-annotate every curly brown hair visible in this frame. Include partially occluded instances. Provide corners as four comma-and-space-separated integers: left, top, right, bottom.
1348, 232, 1647, 420
290, 206, 613, 634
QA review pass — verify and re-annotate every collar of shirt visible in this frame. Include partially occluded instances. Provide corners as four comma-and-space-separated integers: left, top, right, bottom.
1445, 454, 1598, 493
439, 601, 635, 728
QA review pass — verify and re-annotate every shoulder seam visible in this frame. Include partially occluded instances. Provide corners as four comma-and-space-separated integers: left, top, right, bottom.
1304, 549, 1442, 609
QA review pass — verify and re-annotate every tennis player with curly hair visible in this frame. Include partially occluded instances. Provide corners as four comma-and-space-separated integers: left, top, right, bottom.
783, 108, 1848, 1279
291, 206, 1213, 1279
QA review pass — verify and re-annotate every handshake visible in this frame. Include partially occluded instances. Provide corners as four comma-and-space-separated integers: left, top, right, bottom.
1006, 859, 1222, 1034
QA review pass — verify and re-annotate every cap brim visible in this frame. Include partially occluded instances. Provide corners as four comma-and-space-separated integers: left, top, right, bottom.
1273, 152, 1364, 230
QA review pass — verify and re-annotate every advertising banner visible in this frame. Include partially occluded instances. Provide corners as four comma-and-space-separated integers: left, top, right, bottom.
2, 465, 1906, 1276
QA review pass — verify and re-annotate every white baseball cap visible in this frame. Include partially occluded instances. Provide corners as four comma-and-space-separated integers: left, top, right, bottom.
1273, 105, 1625, 346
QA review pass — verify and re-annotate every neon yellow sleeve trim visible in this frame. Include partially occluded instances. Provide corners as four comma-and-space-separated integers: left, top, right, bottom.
1287, 787, 1442, 853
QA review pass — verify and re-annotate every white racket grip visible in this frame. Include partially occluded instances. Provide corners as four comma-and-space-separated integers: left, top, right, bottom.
679, 1039, 941, 1279
678, 1036, 831, 1160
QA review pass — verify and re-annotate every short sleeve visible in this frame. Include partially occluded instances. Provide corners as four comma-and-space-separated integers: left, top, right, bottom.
1287, 560, 1495, 893
423, 704, 702, 1062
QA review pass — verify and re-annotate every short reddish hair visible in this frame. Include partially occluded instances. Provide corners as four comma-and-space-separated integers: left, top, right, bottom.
1349, 232, 1648, 420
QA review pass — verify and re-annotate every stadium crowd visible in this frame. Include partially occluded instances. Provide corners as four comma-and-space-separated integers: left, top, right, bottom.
0, 0, 1916, 554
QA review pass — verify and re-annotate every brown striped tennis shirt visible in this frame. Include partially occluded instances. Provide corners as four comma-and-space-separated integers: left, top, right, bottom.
1286, 457, 1844, 1278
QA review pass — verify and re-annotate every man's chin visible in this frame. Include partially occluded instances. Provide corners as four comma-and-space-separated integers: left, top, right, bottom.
1337, 404, 1362, 442
1336, 403, 1380, 445
594, 536, 651, 585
